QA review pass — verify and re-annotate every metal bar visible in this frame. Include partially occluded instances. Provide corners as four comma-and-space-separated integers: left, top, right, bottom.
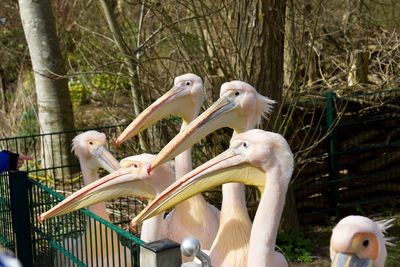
0, 173, 14, 251
325, 91, 339, 218
140, 239, 181, 267
300, 194, 400, 217
9, 171, 34, 266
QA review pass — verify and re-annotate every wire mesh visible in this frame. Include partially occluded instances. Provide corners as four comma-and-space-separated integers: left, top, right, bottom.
0, 126, 147, 266
0, 125, 147, 228
295, 89, 400, 224
0, 172, 15, 252
28, 178, 141, 267
0, 88, 399, 262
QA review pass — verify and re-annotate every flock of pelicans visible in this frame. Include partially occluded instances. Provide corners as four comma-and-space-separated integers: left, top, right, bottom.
37, 74, 394, 267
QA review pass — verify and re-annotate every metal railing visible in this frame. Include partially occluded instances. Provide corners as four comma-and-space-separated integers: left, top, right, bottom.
295, 89, 400, 223
0, 89, 400, 251
0, 127, 198, 266
0, 172, 14, 252
7, 171, 141, 266
0, 126, 148, 266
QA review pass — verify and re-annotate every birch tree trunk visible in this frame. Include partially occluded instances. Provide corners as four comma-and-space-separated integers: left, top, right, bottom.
18, 0, 76, 179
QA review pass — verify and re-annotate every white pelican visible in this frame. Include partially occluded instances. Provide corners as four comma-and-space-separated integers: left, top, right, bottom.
146, 80, 275, 266
330, 215, 394, 267
54, 131, 132, 266
131, 129, 293, 267
115, 73, 220, 250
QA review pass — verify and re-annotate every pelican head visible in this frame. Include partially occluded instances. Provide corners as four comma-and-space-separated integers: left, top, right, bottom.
72, 130, 120, 173
39, 154, 175, 221
330, 215, 394, 267
148, 80, 275, 173
115, 73, 204, 147
131, 129, 293, 226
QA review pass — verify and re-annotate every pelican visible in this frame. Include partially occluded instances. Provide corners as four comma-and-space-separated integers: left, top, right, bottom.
53, 131, 133, 266
146, 80, 275, 266
40, 153, 176, 266
115, 73, 220, 250
131, 129, 293, 267
330, 215, 394, 267
71, 131, 120, 219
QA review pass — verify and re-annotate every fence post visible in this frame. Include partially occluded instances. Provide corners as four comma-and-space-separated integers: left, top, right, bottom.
325, 91, 339, 218
8, 171, 34, 266
140, 239, 182, 267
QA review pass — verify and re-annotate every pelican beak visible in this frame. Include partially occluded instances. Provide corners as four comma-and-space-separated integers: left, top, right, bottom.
131, 147, 265, 226
115, 86, 191, 147
149, 92, 246, 172
331, 253, 373, 267
91, 145, 120, 173
39, 167, 154, 221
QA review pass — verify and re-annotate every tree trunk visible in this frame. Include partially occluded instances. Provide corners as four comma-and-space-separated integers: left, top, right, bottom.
99, 0, 150, 152
255, 0, 286, 107
236, 0, 286, 118
18, 0, 77, 179
236, 0, 300, 232
348, 49, 369, 86
283, 0, 297, 90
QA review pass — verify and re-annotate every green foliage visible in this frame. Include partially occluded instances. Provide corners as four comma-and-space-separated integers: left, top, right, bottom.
68, 74, 129, 107
0, 27, 26, 82
68, 77, 88, 107
91, 74, 126, 91
19, 108, 39, 136
354, 204, 366, 216
277, 231, 313, 263
167, 115, 181, 124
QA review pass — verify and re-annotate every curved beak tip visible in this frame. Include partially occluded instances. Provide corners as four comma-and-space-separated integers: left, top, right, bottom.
115, 139, 121, 149
38, 215, 44, 223
147, 165, 152, 176
129, 222, 136, 232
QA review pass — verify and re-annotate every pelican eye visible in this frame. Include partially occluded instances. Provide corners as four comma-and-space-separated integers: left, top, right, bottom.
133, 163, 138, 168
89, 141, 93, 145
362, 239, 369, 248
235, 91, 240, 96
185, 81, 191, 86
243, 142, 247, 148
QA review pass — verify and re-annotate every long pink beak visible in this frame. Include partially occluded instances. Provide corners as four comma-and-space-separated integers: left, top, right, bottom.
39, 167, 154, 222
148, 92, 245, 173
130, 147, 265, 228
115, 86, 191, 148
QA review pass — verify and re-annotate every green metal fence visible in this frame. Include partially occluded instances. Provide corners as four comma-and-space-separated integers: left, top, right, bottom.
0, 126, 147, 266
0, 125, 145, 228
0, 88, 399, 265
28, 175, 141, 266
0, 172, 14, 252
2, 170, 143, 266
295, 89, 400, 224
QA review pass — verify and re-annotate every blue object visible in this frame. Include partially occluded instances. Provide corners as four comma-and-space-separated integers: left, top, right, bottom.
0, 151, 19, 172
0, 252, 22, 267
0, 151, 10, 173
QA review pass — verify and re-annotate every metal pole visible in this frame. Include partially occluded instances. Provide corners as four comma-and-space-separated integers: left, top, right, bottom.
140, 238, 181, 267
325, 91, 339, 217
181, 237, 211, 267
9, 171, 34, 266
